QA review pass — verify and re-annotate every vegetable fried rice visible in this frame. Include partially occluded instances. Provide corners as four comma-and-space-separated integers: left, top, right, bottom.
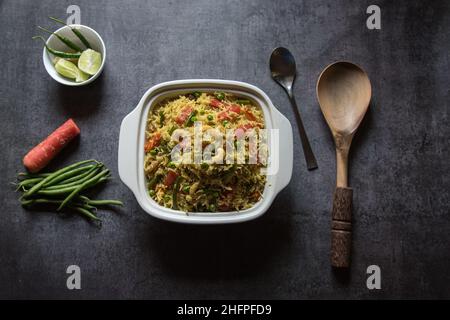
144, 91, 267, 212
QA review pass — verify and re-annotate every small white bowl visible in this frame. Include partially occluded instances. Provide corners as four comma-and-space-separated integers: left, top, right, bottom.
42, 24, 106, 86
118, 79, 293, 224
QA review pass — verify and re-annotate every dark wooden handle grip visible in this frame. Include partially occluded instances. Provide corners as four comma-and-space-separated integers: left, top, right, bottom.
331, 187, 353, 268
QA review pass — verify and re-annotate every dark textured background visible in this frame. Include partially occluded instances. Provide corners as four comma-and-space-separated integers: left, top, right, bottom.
0, 0, 448, 299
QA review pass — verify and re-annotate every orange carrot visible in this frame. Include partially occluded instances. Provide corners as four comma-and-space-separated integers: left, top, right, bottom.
23, 119, 80, 173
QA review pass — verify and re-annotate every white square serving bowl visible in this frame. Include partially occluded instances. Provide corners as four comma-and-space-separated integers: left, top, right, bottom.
118, 79, 293, 224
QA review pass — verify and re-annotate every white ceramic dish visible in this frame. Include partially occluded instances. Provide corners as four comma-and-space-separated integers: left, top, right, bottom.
118, 79, 293, 224
42, 25, 106, 86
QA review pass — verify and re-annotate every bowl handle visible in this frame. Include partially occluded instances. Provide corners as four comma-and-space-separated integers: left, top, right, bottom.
118, 108, 140, 195
272, 108, 293, 193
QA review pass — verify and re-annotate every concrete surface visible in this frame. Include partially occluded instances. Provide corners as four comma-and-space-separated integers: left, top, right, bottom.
0, 0, 448, 299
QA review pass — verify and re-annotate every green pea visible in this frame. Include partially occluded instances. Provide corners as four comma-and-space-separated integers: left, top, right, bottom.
168, 162, 176, 168
182, 185, 190, 193
222, 120, 229, 126
150, 149, 157, 156
149, 190, 156, 197
207, 115, 214, 121
201, 163, 209, 170
215, 92, 225, 101
209, 204, 217, 211
200, 110, 205, 115
191, 116, 198, 122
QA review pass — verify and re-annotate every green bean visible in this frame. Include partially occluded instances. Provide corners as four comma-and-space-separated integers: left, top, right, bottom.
159, 111, 165, 127
17, 177, 44, 189
168, 126, 177, 136
148, 174, 161, 190
49, 17, 92, 49
56, 164, 100, 184
57, 169, 109, 210
37, 172, 108, 197
184, 110, 198, 127
172, 176, 181, 210
43, 164, 97, 187
78, 195, 119, 207
235, 99, 251, 105
223, 165, 237, 184
21, 198, 62, 206
32, 36, 81, 59
37, 185, 78, 196
24, 159, 95, 198
69, 205, 100, 221
86, 199, 123, 206
45, 166, 101, 190
18, 172, 51, 179
37, 26, 82, 52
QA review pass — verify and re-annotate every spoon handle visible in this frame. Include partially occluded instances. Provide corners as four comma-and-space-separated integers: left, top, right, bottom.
288, 95, 318, 170
331, 187, 352, 268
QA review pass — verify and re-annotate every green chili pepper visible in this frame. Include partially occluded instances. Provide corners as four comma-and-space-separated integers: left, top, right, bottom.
37, 26, 82, 52
49, 16, 92, 49
32, 36, 81, 59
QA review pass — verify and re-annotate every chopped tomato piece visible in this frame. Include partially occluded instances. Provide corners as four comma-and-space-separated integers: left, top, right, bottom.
210, 99, 222, 108
144, 132, 161, 152
235, 124, 254, 139
176, 106, 193, 125
164, 170, 178, 187
227, 104, 241, 114
217, 111, 231, 121
244, 110, 257, 121
235, 128, 245, 139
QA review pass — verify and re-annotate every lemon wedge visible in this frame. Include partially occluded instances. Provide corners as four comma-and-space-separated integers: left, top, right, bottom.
78, 49, 102, 75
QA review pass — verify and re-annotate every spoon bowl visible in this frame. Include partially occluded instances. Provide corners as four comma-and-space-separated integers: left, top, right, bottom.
317, 62, 371, 135
270, 47, 296, 91
316, 61, 372, 268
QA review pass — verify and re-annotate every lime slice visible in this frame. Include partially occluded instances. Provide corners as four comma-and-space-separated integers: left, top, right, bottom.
76, 69, 90, 82
78, 49, 102, 75
54, 59, 79, 79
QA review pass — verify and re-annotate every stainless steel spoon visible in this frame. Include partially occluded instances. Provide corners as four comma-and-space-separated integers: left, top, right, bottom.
270, 47, 318, 170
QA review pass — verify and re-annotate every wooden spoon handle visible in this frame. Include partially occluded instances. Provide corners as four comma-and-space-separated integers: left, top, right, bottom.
331, 187, 353, 268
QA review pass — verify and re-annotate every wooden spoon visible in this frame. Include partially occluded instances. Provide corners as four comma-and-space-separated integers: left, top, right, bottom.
316, 61, 372, 268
